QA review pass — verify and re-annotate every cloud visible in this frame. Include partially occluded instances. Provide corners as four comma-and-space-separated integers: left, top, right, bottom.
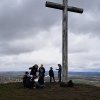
68, 0, 100, 36
0, 0, 62, 41
69, 33, 100, 71
0, 0, 100, 71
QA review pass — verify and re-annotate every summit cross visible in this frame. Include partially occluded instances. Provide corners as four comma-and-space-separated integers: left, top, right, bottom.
45, 0, 83, 83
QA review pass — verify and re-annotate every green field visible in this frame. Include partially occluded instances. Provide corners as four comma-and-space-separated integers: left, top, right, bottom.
0, 82, 100, 100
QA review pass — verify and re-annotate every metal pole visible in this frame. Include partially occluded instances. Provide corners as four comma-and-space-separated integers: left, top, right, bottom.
62, 0, 68, 83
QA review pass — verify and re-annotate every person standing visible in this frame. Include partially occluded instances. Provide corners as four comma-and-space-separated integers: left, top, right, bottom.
38, 64, 45, 86
56, 64, 62, 82
29, 64, 38, 78
49, 67, 55, 83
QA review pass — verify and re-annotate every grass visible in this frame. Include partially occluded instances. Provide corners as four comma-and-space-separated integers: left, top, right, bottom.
0, 82, 100, 100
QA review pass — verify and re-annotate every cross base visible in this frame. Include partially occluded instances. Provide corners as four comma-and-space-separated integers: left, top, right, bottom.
60, 80, 74, 87
60, 82, 68, 87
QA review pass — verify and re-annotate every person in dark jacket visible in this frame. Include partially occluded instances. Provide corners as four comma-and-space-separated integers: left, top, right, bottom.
23, 71, 34, 88
38, 64, 45, 86
49, 67, 55, 83
23, 71, 29, 87
29, 64, 38, 78
56, 64, 62, 82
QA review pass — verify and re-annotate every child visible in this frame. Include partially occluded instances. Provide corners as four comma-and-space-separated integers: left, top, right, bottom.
49, 67, 55, 83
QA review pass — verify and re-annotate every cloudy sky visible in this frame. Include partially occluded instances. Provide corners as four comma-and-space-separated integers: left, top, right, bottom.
0, 0, 100, 72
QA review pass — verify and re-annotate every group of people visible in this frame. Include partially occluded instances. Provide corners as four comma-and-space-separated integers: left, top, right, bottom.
23, 64, 45, 88
23, 64, 74, 88
23, 64, 62, 88
49, 64, 62, 83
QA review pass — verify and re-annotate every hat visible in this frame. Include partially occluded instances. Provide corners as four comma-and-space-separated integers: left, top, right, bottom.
25, 71, 29, 75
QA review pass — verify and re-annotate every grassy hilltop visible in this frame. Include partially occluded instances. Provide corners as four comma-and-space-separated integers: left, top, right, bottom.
0, 82, 100, 100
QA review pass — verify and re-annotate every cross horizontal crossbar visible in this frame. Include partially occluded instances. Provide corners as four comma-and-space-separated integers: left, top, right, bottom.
46, 1, 83, 14
46, 1, 64, 10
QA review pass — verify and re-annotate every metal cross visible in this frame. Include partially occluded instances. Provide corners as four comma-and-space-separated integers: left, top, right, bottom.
45, 0, 83, 83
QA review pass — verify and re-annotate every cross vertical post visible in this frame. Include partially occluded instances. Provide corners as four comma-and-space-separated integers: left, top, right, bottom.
62, 0, 68, 83
45, 0, 83, 84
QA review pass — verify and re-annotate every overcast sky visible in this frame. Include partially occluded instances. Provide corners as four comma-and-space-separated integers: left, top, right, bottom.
0, 0, 100, 72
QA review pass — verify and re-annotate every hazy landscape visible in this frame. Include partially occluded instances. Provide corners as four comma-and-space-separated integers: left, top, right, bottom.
0, 71, 100, 87
0, 71, 100, 100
